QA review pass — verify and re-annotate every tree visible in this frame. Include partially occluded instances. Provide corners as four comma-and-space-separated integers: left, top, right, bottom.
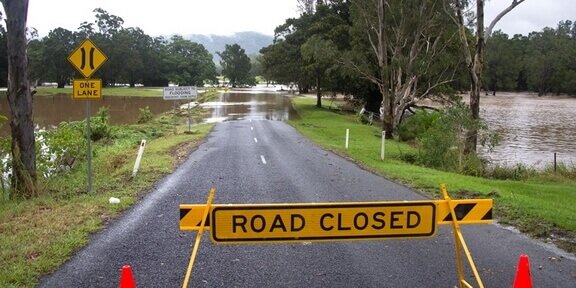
1, 0, 37, 197
0, 18, 8, 87
109, 27, 148, 87
36, 28, 76, 88
167, 35, 217, 86
484, 30, 520, 94
218, 44, 253, 87
261, 1, 351, 94
142, 36, 170, 86
450, 0, 525, 153
301, 35, 338, 107
347, 0, 462, 138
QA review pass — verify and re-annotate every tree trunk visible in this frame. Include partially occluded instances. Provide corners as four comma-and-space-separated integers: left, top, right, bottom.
2, 0, 37, 197
377, 0, 393, 139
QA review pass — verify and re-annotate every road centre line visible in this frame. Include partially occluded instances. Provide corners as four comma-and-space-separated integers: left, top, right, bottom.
251, 126, 254, 131
260, 155, 267, 165
254, 137, 258, 143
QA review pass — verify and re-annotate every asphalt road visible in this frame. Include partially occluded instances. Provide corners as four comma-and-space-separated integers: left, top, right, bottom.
40, 119, 576, 287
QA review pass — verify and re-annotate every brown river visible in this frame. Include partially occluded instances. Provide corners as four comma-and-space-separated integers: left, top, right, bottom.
475, 92, 576, 167
1, 89, 574, 167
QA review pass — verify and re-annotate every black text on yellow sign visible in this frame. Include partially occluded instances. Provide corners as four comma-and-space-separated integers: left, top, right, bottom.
73, 79, 102, 100
210, 202, 436, 243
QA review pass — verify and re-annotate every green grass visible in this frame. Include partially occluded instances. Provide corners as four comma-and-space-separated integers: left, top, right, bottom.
35, 86, 164, 97
289, 97, 576, 252
0, 118, 214, 287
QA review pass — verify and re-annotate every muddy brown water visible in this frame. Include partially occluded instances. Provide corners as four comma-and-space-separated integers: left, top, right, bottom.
0, 94, 175, 136
201, 91, 296, 122
476, 92, 576, 167
1, 90, 573, 167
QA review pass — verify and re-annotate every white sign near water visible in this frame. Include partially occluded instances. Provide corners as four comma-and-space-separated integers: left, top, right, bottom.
163, 86, 198, 100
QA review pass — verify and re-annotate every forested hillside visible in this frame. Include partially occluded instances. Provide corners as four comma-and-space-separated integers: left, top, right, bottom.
185, 32, 273, 60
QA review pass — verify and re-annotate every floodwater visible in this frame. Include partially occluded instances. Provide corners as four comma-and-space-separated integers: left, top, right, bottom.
201, 89, 296, 123
2, 89, 572, 167
0, 87, 297, 137
0, 95, 175, 136
477, 92, 576, 167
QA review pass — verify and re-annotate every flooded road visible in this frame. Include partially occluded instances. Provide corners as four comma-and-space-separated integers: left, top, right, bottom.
201, 90, 296, 123
1, 89, 573, 167
478, 92, 576, 167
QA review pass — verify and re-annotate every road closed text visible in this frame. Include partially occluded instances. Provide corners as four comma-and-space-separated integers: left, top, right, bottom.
211, 202, 436, 243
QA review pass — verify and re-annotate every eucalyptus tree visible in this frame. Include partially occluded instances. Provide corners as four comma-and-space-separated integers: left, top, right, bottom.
0, 20, 8, 87
88, 8, 124, 85
1, 0, 37, 197
449, 0, 525, 153
347, 0, 462, 138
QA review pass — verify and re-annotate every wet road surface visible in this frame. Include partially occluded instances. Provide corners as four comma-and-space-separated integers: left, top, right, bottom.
40, 118, 576, 287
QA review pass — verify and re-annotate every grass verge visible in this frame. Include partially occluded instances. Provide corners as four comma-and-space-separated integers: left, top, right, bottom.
0, 117, 214, 287
289, 97, 576, 254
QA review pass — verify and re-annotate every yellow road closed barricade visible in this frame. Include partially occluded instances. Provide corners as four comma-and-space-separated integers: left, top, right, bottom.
179, 186, 494, 288
210, 202, 436, 243
179, 198, 493, 237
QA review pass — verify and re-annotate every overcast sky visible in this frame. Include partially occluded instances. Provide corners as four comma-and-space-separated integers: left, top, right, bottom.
22, 0, 576, 38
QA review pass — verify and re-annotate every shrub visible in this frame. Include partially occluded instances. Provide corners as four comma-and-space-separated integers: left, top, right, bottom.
416, 103, 495, 175
484, 163, 537, 180
90, 106, 112, 141
398, 109, 440, 142
137, 106, 154, 124
44, 125, 86, 172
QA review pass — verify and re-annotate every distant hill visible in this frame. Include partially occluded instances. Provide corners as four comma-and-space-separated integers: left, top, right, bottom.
184, 32, 274, 62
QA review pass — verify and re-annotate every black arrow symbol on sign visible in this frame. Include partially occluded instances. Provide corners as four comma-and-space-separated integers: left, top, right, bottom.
89, 47, 95, 69
79, 47, 96, 70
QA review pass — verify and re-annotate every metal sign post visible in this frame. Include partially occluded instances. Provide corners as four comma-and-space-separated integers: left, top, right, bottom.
163, 86, 198, 134
86, 101, 92, 193
68, 39, 108, 193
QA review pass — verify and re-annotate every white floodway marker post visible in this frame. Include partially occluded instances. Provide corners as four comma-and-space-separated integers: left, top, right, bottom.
381, 131, 386, 161
345, 129, 350, 149
132, 139, 147, 177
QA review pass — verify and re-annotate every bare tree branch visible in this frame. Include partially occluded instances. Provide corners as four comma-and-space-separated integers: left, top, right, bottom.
485, 0, 526, 39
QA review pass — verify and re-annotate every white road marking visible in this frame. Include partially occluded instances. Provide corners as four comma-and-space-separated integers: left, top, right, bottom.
254, 137, 258, 143
260, 155, 267, 164
251, 126, 254, 131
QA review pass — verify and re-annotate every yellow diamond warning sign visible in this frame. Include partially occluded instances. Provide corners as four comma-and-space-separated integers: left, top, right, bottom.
68, 39, 108, 78
73, 79, 102, 99
210, 202, 436, 243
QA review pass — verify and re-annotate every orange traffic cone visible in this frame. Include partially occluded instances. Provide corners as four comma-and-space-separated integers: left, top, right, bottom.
513, 254, 533, 288
119, 265, 137, 288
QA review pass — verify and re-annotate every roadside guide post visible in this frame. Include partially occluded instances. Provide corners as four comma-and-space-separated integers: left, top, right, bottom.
163, 86, 198, 133
381, 130, 386, 161
67, 39, 108, 193
345, 128, 350, 149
